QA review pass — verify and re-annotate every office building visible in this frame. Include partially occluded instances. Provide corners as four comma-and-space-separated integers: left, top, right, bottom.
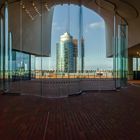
56, 32, 78, 73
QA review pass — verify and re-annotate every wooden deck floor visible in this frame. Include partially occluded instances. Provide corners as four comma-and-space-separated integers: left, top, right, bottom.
0, 84, 140, 140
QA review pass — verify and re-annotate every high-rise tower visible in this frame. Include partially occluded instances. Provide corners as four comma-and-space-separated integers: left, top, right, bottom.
56, 32, 78, 73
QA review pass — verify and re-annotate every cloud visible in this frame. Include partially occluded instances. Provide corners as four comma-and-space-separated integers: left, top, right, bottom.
89, 21, 105, 29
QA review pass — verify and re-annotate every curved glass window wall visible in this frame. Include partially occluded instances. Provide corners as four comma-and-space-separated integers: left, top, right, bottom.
0, 1, 129, 97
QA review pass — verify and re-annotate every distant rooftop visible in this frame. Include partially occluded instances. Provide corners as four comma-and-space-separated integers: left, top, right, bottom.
60, 32, 73, 42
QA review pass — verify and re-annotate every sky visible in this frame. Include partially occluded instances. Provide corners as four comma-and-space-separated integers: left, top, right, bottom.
36, 4, 113, 70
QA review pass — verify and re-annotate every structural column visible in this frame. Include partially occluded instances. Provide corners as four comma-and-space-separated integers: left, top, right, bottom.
117, 24, 128, 87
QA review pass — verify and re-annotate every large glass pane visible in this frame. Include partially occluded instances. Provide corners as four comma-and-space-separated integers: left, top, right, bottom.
8, 0, 43, 95
41, 4, 81, 98
133, 57, 140, 80
4, 0, 128, 97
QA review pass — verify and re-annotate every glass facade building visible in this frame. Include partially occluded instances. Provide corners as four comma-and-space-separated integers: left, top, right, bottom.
56, 32, 78, 73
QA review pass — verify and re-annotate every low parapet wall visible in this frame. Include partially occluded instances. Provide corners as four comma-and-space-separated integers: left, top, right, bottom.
9, 78, 116, 98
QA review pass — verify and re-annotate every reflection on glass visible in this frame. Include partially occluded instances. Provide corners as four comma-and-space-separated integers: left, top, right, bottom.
8, 32, 12, 79
118, 24, 128, 87
3, 2, 9, 91
0, 17, 4, 90
31, 55, 36, 79
12, 51, 31, 81
133, 58, 140, 80
114, 24, 128, 88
